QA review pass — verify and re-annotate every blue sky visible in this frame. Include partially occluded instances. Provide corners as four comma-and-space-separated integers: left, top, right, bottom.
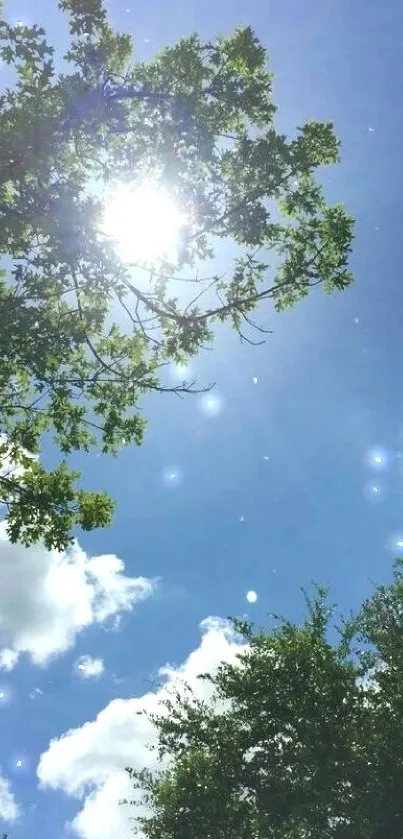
1, 0, 403, 836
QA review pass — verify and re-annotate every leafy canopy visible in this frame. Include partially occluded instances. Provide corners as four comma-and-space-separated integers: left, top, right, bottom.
0, 0, 354, 548
127, 562, 403, 839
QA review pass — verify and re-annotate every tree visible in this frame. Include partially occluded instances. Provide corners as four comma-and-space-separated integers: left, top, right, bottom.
0, 0, 354, 549
126, 561, 403, 839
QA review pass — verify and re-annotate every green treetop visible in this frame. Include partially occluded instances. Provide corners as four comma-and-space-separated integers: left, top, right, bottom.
127, 561, 403, 839
0, 0, 354, 548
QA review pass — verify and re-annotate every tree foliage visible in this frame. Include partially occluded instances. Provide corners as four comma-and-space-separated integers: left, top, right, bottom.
126, 562, 403, 839
0, 0, 354, 548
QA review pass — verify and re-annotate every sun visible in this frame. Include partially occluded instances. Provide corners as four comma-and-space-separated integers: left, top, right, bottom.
102, 181, 187, 265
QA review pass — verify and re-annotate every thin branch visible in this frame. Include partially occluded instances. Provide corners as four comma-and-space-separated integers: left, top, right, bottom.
238, 330, 265, 346
183, 276, 221, 315
121, 259, 331, 329
242, 313, 273, 335
124, 260, 227, 286
69, 265, 209, 395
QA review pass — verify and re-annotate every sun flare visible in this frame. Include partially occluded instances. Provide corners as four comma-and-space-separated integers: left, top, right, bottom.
102, 181, 187, 265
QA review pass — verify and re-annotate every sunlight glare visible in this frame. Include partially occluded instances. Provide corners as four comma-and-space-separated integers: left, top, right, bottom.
102, 181, 187, 265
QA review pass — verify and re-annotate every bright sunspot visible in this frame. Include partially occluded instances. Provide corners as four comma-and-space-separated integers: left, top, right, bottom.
102, 181, 187, 265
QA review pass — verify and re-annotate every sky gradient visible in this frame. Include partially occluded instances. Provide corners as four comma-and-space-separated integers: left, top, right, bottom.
1, 1, 403, 837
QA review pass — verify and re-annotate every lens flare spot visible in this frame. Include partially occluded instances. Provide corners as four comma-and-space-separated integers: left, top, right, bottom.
363, 482, 384, 502
170, 362, 192, 382
386, 533, 403, 554
162, 466, 183, 488
199, 393, 223, 417
366, 447, 389, 471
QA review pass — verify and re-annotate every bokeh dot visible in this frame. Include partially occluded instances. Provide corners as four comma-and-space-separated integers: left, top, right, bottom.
366, 447, 389, 471
363, 482, 384, 502
162, 466, 183, 488
386, 532, 403, 554
199, 393, 223, 417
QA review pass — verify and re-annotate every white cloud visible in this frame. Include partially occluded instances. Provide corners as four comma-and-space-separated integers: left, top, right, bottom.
0, 769, 20, 823
75, 656, 105, 680
0, 522, 156, 669
38, 617, 244, 839
0, 648, 19, 671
